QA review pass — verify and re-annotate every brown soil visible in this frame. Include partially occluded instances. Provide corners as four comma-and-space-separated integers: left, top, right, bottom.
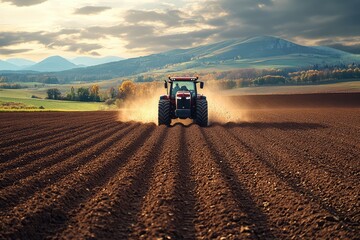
230, 92, 360, 108
0, 93, 359, 239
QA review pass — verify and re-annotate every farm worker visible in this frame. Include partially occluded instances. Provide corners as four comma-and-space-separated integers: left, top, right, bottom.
173, 83, 180, 94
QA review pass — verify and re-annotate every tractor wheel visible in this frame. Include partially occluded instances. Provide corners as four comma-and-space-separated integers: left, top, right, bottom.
158, 100, 171, 126
196, 99, 208, 127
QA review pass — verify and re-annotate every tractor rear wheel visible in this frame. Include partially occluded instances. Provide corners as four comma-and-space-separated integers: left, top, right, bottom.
196, 99, 208, 127
158, 100, 171, 126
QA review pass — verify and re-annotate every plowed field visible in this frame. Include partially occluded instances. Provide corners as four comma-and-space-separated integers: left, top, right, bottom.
0, 104, 359, 239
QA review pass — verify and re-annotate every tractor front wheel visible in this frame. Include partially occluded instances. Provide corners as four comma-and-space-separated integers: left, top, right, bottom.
196, 99, 208, 127
158, 100, 171, 126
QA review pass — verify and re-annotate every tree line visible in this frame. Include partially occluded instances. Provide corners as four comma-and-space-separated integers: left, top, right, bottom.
47, 85, 101, 101
46, 81, 159, 104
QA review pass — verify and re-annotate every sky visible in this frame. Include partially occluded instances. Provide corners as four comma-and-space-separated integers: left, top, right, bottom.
0, 0, 359, 61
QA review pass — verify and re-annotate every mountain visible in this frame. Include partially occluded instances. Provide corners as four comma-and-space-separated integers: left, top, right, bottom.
52, 36, 358, 81
2, 36, 359, 80
70, 56, 124, 66
6, 58, 36, 68
0, 60, 19, 71
25, 56, 79, 72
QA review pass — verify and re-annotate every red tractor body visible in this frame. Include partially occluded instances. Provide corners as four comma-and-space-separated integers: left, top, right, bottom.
158, 77, 208, 126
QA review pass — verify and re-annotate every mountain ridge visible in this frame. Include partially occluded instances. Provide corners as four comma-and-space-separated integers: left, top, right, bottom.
1, 36, 359, 81
24, 56, 79, 72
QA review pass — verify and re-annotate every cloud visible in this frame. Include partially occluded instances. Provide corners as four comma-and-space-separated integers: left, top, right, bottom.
65, 43, 103, 53
0, 30, 103, 55
0, 48, 31, 54
73, 0, 360, 54
124, 9, 184, 26
74, 6, 111, 15
0, 31, 49, 46
1, 0, 47, 6
1, 0, 359, 57
207, 0, 360, 40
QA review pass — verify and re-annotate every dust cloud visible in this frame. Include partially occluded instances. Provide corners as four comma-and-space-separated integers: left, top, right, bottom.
203, 89, 250, 124
118, 87, 249, 125
117, 88, 163, 124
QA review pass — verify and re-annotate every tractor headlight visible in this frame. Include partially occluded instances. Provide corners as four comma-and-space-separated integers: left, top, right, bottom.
186, 97, 191, 99
176, 97, 181, 99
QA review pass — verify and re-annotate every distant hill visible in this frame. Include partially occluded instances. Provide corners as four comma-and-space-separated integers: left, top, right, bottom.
0, 60, 19, 71
1, 36, 359, 81
70, 56, 124, 66
25, 56, 79, 72
52, 36, 359, 81
6, 58, 36, 68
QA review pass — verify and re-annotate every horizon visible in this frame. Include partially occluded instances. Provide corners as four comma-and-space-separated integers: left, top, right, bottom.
1, 0, 359, 61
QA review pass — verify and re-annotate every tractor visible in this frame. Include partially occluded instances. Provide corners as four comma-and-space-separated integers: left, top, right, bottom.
158, 76, 208, 126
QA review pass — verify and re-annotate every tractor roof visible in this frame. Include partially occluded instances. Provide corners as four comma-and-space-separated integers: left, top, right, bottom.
168, 76, 199, 82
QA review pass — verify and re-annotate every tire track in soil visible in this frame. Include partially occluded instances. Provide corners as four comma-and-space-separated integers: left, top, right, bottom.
219, 126, 358, 238
185, 125, 260, 239
55, 126, 167, 239
0, 122, 137, 211
129, 124, 197, 239
0, 116, 112, 162
232, 126, 360, 225
0, 120, 118, 188
0, 123, 156, 239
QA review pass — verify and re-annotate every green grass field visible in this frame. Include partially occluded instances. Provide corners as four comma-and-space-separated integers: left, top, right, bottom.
0, 89, 104, 111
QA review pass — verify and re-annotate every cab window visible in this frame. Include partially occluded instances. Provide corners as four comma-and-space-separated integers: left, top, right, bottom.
171, 81, 195, 97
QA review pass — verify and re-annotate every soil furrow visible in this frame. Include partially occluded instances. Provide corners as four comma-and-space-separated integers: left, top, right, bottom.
0, 114, 109, 149
0, 123, 155, 239
0, 106, 358, 238
200, 127, 277, 239
185, 125, 258, 239
0, 116, 112, 162
221, 126, 358, 237
0, 120, 118, 187
55, 125, 166, 239
232, 126, 359, 224
0, 119, 116, 174
0, 122, 136, 211
129, 124, 197, 239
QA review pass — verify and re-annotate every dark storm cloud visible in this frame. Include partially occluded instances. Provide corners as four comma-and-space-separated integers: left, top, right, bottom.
74, 6, 111, 15
1, 0, 46, 6
209, 0, 360, 40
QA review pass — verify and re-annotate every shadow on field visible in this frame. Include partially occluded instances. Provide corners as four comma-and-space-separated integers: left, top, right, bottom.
210, 122, 327, 130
